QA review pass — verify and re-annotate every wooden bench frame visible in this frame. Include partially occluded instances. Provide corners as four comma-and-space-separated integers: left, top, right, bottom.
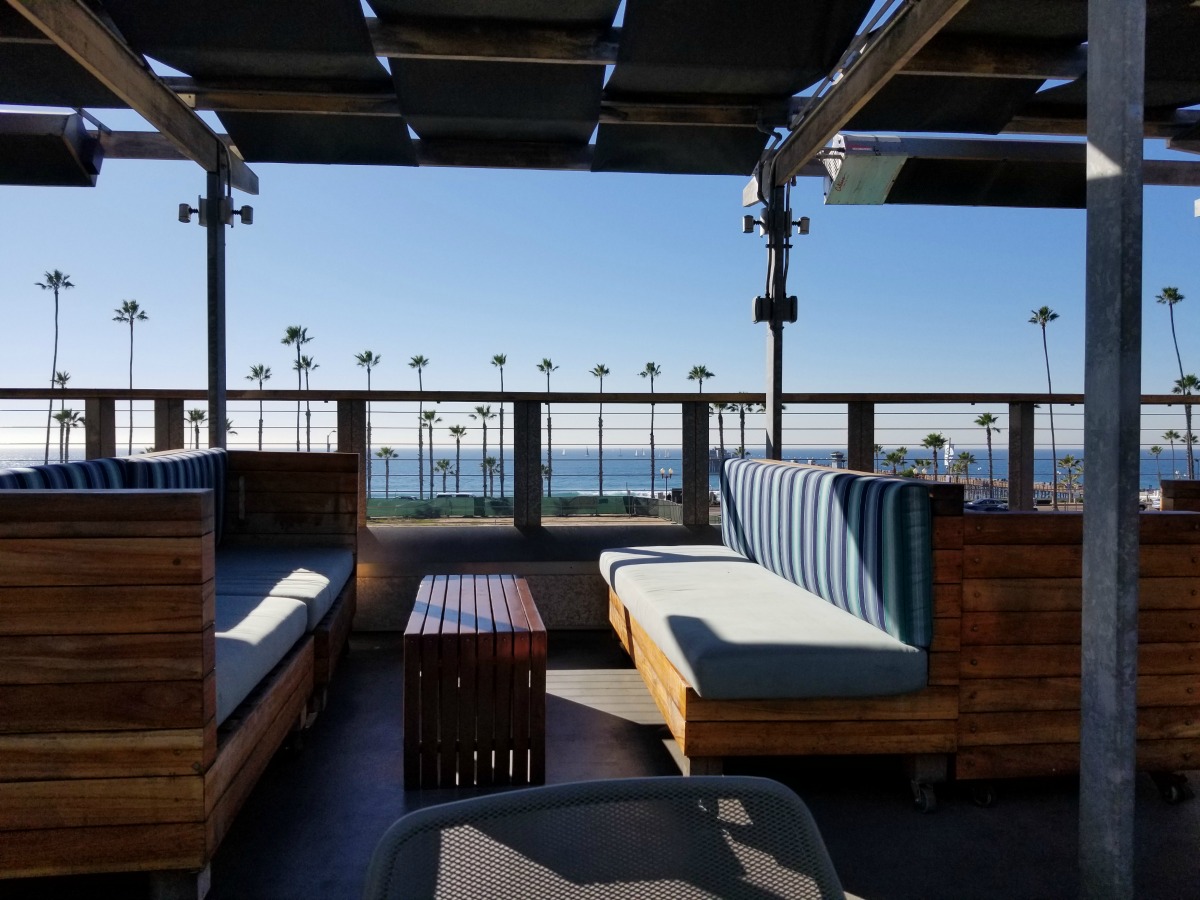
0, 450, 358, 895
608, 468, 964, 776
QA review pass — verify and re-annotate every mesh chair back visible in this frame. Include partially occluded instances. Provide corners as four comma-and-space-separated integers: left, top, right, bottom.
363, 776, 846, 899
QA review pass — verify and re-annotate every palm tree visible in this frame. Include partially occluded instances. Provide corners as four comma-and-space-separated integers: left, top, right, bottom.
1173, 374, 1200, 479
409, 355, 430, 498
294, 355, 318, 451
492, 354, 507, 498
482, 456, 498, 498
711, 402, 730, 462
591, 363, 610, 498
435, 459, 452, 494
422, 408, 442, 498
914, 458, 932, 479
1150, 445, 1164, 486
245, 364, 271, 451
639, 362, 662, 496
1058, 453, 1083, 504
225, 419, 237, 437
448, 425, 467, 493
281, 326, 311, 451
975, 412, 1001, 497
687, 365, 714, 392
355, 350, 381, 459
735, 403, 763, 459
873, 444, 884, 472
186, 408, 207, 449
956, 450, 977, 484
52, 371, 70, 462
112, 299, 149, 455
1164, 429, 1182, 479
37, 270, 75, 464
376, 446, 397, 499
885, 447, 907, 474
921, 433, 947, 481
1029, 306, 1061, 509
537, 359, 559, 496
470, 405, 495, 497
1157, 286, 1187, 379
53, 408, 83, 462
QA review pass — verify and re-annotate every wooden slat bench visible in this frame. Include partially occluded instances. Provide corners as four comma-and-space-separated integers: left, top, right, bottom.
403, 574, 546, 789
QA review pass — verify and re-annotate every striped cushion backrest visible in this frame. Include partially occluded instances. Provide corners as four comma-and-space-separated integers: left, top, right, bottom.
126, 449, 227, 543
721, 458, 933, 648
0, 458, 130, 489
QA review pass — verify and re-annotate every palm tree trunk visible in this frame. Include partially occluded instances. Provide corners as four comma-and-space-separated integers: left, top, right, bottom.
1042, 329, 1059, 510
481, 427, 488, 497
454, 440, 461, 493
44, 291, 59, 465
64, 417, 71, 462
384, 460, 390, 499
499, 372, 505, 499
257, 395, 263, 451
294, 350, 302, 452
597, 403, 604, 500
546, 407, 553, 498
649, 402, 656, 496
128, 320, 135, 455
986, 432, 995, 496
427, 423, 434, 498
1186, 407, 1196, 480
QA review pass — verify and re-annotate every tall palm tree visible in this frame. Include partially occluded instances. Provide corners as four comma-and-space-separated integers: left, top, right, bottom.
711, 402, 730, 461
492, 353, 507, 498
873, 444, 884, 472
1150, 445, 1164, 486
281, 326, 311, 451
975, 412, 1001, 497
1058, 453, 1083, 504
295, 355, 318, 451
537, 358, 559, 496
591, 363, 610, 498
37, 270, 75, 464
1157, 286, 1186, 380
687, 365, 714, 392
1029, 306, 1060, 509
422, 408, 442, 498
409, 355, 430, 498
186, 408, 207, 449
735, 402, 763, 459
885, 447, 907, 474
1173, 374, 1200, 479
112, 299, 149, 455
245, 364, 271, 451
355, 350, 381, 460
448, 424, 467, 493
470, 405, 495, 496
639, 362, 662, 496
956, 450, 977, 484
1164, 429, 1182, 479
376, 446, 397, 499
435, 459, 452, 494
482, 456, 498, 498
52, 371, 70, 462
53, 408, 83, 462
921, 433, 947, 481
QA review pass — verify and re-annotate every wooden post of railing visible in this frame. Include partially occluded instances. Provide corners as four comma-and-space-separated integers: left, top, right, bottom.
154, 398, 185, 451
1159, 480, 1200, 511
513, 400, 542, 529
681, 401, 709, 527
847, 401, 875, 472
1008, 401, 1036, 510
337, 399, 367, 527
84, 397, 116, 460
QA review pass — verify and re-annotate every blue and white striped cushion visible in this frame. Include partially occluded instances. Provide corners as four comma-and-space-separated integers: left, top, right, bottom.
127, 449, 228, 542
721, 458, 933, 648
0, 458, 130, 489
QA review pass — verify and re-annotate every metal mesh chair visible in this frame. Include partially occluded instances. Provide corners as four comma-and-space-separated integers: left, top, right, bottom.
362, 776, 848, 899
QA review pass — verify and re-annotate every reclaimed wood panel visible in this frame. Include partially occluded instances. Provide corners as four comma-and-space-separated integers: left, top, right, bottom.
966, 544, 1200, 579
964, 643, 1200, 679
231, 491, 357, 516
0, 536, 213, 587
963, 576, 1200, 611
933, 549, 963, 583
0, 676, 214, 734
959, 706, 1200, 752
0, 728, 212, 780
223, 512, 357, 536
961, 675, 1200, 714
932, 516, 963, 549
0, 630, 212, 684
0, 490, 212, 538
681, 685, 959, 723
224, 472, 358, 495
0, 775, 204, 830
958, 740, 1200, 780
685, 718, 955, 758
0, 582, 215, 635
314, 583, 355, 686
963, 610, 1200, 645
0, 822, 207, 878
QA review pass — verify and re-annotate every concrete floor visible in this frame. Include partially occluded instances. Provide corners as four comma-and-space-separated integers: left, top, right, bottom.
8, 632, 1200, 898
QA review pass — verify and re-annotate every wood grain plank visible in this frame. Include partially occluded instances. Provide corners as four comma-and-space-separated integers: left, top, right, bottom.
927, 650, 959, 685
0, 775, 204, 830
518, 576, 547, 785
0, 728, 211, 780
0, 630, 212, 684
505, 577, 531, 784
684, 718, 955, 757
958, 738, 1200, 780
438, 576, 463, 785
933, 549, 963, 584
0, 582, 214, 635
932, 583, 962, 618
681, 685, 959, 723
227, 450, 357, 475
964, 576, 1200, 611
0, 677, 213, 734
474, 577, 496, 787
0, 537, 212, 586
0, 490, 211, 536
455, 576, 479, 785
932, 516, 963, 549
0, 822, 207, 878
966, 544, 1200, 579
960, 706, 1200, 747
223, 473, 357, 495
963, 609, 1200, 645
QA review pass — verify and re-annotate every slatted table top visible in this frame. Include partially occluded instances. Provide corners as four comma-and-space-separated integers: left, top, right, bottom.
404, 574, 545, 640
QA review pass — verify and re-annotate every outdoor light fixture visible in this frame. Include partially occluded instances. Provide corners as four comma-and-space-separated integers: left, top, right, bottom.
177, 197, 254, 226
794, 216, 810, 235
752, 295, 798, 324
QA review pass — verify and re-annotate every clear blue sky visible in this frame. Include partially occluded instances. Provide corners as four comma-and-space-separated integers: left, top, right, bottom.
1, 116, 1197, 406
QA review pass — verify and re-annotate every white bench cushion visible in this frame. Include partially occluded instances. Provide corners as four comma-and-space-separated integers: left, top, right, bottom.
216, 546, 354, 632
600, 545, 927, 700
215, 594, 308, 727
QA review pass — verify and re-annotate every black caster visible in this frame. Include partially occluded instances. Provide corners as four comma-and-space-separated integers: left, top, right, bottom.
970, 783, 997, 808
911, 781, 938, 813
1151, 772, 1193, 804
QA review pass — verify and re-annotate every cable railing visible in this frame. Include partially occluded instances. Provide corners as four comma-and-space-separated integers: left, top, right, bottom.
1, 388, 1197, 522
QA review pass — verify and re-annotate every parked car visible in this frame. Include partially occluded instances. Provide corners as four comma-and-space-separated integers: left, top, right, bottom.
965, 497, 1008, 511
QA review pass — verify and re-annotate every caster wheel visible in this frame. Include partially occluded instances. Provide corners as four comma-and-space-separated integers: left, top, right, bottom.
1152, 772, 1193, 804
970, 784, 997, 808
912, 782, 937, 813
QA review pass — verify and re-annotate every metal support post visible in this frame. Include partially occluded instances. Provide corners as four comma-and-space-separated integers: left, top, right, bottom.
154, 398, 185, 451
847, 401, 875, 472
84, 396, 116, 460
1007, 402, 1036, 510
205, 162, 228, 450
337, 399, 368, 526
1080, 0, 1145, 895
681, 401, 709, 526
513, 400, 542, 529
764, 182, 788, 460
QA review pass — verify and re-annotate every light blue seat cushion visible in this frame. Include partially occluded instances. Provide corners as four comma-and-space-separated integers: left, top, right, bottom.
215, 594, 308, 727
600, 545, 927, 700
215, 547, 354, 632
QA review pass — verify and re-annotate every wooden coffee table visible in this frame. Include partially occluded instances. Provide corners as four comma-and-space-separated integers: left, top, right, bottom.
403, 574, 546, 788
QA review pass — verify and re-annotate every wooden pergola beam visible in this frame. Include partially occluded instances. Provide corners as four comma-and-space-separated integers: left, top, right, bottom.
5, 0, 258, 194
906, 34, 1087, 80
367, 17, 619, 65
769, 0, 970, 186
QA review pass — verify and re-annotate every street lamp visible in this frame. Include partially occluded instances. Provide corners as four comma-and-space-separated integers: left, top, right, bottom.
326, 430, 336, 452
660, 466, 673, 496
